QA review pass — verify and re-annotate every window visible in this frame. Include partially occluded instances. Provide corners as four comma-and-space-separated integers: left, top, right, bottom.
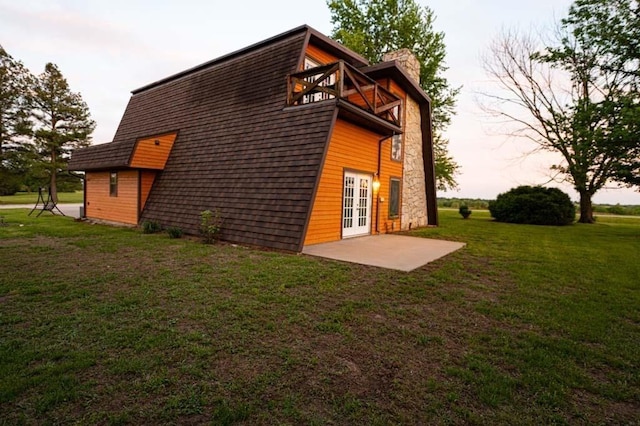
389, 178, 400, 218
391, 134, 402, 162
109, 172, 118, 197
302, 57, 335, 104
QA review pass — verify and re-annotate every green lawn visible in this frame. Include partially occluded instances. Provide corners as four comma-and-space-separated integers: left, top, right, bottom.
0, 191, 83, 205
1, 209, 638, 424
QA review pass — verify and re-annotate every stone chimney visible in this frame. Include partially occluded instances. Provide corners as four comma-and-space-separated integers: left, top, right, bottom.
383, 48, 421, 83
382, 49, 429, 230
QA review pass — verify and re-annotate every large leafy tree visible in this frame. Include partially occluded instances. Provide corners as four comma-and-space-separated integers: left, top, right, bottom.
482, 0, 639, 223
32, 63, 95, 202
562, 0, 640, 187
0, 45, 33, 195
327, 0, 460, 190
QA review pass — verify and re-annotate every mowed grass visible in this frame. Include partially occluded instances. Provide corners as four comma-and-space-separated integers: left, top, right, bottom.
0, 191, 83, 205
0, 209, 638, 424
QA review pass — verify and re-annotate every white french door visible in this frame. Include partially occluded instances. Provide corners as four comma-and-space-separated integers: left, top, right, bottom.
342, 172, 372, 238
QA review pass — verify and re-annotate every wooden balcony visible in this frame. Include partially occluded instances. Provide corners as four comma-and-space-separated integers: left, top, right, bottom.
287, 61, 403, 130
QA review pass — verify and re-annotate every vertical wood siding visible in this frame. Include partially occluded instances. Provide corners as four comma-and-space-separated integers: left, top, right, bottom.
129, 132, 177, 169
304, 119, 403, 246
140, 170, 157, 209
85, 170, 139, 225
381, 79, 406, 232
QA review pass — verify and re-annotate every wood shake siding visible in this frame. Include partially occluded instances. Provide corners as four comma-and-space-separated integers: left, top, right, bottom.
126, 31, 336, 251
129, 133, 177, 169
85, 171, 139, 225
304, 119, 402, 246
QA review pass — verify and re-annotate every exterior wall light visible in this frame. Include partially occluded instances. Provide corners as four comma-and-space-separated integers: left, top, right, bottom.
372, 174, 381, 193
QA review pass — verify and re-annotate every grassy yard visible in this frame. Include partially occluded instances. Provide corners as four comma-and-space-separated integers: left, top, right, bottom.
0, 209, 638, 424
0, 191, 83, 205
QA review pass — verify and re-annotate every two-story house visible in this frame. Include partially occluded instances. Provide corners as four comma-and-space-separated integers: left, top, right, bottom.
68, 25, 438, 252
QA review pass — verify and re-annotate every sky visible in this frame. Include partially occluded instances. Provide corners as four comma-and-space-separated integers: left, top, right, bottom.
1, 0, 638, 204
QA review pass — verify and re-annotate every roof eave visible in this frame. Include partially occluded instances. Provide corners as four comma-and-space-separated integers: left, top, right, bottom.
361, 61, 431, 104
132, 25, 311, 95
132, 25, 371, 95
306, 28, 369, 68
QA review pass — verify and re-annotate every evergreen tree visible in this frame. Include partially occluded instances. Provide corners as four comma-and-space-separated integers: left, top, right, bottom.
328, 0, 460, 190
32, 63, 95, 201
0, 45, 33, 195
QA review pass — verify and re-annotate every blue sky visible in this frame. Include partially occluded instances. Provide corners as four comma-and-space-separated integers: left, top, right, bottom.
1, 0, 638, 204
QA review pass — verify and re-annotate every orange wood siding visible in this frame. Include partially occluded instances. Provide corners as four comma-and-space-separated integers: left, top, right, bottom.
305, 43, 338, 65
346, 89, 376, 110
386, 79, 407, 128
85, 170, 139, 225
304, 119, 403, 246
388, 80, 407, 99
140, 170, 157, 209
377, 124, 403, 232
129, 132, 177, 170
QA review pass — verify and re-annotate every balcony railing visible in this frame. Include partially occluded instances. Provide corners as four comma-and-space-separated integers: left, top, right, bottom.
287, 61, 402, 128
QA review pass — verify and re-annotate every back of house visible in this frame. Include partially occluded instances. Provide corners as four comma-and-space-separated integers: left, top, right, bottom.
68, 25, 438, 252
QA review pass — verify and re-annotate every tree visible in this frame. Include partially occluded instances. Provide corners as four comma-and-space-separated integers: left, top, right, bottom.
327, 0, 460, 190
0, 45, 33, 195
482, 1, 640, 223
564, 0, 639, 80
32, 63, 95, 202
561, 0, 640, 187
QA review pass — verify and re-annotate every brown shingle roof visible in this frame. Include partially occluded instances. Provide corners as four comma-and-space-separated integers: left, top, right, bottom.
68, 25, 409, 251
100, 28, 338, 251
67, 141, 131, 170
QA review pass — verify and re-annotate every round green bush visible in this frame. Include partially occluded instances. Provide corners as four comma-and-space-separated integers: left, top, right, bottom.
489, 186, 575, 226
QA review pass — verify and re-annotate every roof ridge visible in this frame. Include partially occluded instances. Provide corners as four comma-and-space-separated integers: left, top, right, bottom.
132, 25, 312, 95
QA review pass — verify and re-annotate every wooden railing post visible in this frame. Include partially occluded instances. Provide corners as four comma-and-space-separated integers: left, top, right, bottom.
373, 84, 378, 114
338, 61, 345, 98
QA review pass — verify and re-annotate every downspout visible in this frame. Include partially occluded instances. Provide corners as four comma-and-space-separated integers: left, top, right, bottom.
375, 134, 394, 234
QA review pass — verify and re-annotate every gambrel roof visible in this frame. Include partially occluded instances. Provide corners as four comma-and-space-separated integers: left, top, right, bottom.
69, 25, 434, 251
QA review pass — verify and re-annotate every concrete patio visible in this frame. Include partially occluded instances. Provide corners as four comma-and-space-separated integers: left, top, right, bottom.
303, 234, 465, 272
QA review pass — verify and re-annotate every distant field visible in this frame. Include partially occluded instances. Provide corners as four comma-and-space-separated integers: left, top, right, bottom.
0, 209, 638, 424
0, 191, 83, 205
439, 197, 640, 216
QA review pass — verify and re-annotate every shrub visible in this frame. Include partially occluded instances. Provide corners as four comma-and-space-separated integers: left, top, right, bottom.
166, 226, 183, 239
459, 205, 472, 219
607, 205, 626, 215
141, 221, 163, 234
0, 171, 21, 196
200, 209, 223, 244
489, 186, 575, 226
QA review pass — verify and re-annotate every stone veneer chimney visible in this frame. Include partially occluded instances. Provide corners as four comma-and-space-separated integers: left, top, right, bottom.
382, 49, 428, 230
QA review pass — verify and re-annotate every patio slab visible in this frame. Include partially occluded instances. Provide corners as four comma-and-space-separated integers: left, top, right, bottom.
303, 234, 465, 272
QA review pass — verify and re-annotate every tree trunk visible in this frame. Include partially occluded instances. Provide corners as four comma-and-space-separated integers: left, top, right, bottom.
49, 150, 58, 203
578, 191, 594, 223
